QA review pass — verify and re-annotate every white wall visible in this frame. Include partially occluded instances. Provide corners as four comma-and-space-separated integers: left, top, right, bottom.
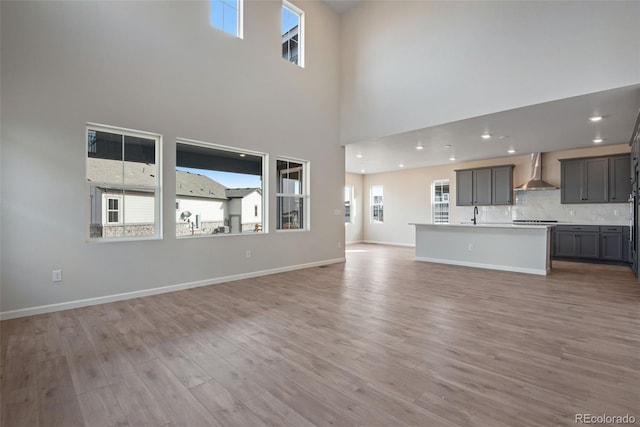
340, 1, 640, 144
241, 191, 262, 225
362, 144, 630, 246
0, 0, 344, 315
345, 172, 363, 243
176, 197, 226, 223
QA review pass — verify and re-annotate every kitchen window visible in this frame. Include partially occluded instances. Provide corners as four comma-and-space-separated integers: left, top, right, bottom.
371, 185, 383, 223
432, 179, 450, 224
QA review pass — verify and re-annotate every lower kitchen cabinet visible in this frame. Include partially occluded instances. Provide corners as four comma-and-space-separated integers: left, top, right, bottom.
552, 225, 630, 263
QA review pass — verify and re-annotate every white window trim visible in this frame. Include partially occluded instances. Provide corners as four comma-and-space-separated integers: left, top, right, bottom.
175, 137, 269, 239
282, 0, 304, 68
276, 156, 310, 232
105, 195, 123, 225
86, 123, 163, 243
370, 185, 383, 224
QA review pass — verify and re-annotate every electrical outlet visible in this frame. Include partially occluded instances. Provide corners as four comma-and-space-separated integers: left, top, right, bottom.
246, 250, 251, 258
467, 243, 473, 251
52, 269, 62, 282
338, 242, 342, 249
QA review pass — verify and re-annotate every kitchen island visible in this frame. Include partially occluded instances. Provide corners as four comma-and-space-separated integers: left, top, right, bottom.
411, 223, 553, 275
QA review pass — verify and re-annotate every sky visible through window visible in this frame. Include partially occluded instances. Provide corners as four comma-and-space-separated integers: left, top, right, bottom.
282, 6, 298, 35
177, 167, 261, 189
210, 0, 238, 36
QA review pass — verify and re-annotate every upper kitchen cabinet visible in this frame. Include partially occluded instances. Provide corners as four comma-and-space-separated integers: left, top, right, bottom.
560, 154, 630, 204
609, 155, 632, 202
456, 169, 474, 206
473, 168, 492, 205
455, 165, 513, 206
492, 165, 514, 205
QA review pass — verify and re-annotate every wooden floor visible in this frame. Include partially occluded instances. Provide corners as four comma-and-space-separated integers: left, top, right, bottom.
2, 243, 639, 426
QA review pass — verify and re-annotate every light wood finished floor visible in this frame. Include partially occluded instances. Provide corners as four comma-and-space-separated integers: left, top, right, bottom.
2, 244, 639, 427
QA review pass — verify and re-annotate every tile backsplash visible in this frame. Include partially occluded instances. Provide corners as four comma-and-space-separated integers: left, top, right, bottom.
451, 189, 631, 225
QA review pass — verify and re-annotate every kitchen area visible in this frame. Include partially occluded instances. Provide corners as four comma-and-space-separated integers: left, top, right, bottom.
413, 123, 640, 276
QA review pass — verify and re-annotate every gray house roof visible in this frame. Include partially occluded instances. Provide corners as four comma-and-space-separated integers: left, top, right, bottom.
176, 170, 227, 200
225, 188, 261, 198
87, 158, 229, 200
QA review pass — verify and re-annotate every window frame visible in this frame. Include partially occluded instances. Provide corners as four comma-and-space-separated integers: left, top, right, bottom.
281, 0, 305, 67
106, 196, 122, 225
432, 179, 450, 224
344, 185, 353, 224
175, 138, 268, 239
370, 185, 384, 224
86, 123, 163, 242
276, 157, 310, 232
210, 0, 244, 38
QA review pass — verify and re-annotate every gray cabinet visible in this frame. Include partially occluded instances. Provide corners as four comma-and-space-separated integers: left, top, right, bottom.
608, 156, 631, 202
455, 165, 513, 206
560, 154, 630, 204
473, 168, 492, 205
552, 225, 630, 263
456, 170, 473, 206
492, 165, 514, 205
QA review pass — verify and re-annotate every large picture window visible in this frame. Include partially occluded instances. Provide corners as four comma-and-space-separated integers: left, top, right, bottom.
176, 139, 266, 237
371, 185, 383, 223
87, 124, 161, 240
276, 158, 309, 230
282, 1, 304, 67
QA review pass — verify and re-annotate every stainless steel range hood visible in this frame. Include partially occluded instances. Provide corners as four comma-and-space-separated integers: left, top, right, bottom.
515, 152, 558, 191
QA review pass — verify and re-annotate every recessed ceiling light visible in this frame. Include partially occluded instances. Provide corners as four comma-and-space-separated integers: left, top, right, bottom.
360, 169, 365, 173
416, 145, 424, 150
356, 153, 363, 158
589, 116, 603, 122
239, 153, 246, 157
399, 163, 405, 168
449, 156, 456, 161
593, 138, 603, 144
444, 144, 452, 149
481, 134, 491, 140
507, 148, 516, 154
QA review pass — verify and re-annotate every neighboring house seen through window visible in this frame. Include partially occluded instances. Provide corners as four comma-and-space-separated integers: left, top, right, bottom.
176, 139, 265, 237
276, 158, 309, 230
432, 179, 450, 224
282, 1, 304, 67
371, 185, 383, 223
87, 124, 161, 240
210, 0, 243, 38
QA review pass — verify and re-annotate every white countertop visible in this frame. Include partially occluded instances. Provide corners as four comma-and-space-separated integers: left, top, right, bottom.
410, 222, 553, 229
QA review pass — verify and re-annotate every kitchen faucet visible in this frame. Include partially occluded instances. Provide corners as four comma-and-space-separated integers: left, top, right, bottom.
472, 206, 478, 225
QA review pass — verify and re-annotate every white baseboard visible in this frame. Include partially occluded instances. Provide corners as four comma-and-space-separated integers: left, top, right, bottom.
345, 240, 364, 245
363, 240, 416, 248
415, 256, 549, 276
0, 257, 346, 320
